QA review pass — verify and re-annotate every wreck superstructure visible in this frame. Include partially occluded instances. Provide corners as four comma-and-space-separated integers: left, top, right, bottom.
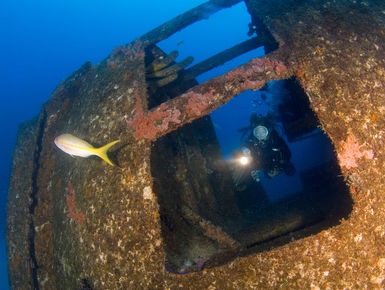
7, 0, 385, 288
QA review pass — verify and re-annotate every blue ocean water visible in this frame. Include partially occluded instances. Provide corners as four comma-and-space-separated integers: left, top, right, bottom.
0, 0, 255, 286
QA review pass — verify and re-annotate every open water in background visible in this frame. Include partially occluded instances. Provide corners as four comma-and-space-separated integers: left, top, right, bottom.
0, 1, 257, 287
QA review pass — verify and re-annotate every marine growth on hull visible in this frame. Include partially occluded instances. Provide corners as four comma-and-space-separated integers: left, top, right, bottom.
139, 2, 354, 273
11, 0, 382, 287
150, 78, 352, 273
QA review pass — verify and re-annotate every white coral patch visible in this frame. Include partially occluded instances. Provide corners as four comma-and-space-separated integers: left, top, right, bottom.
143, 186, 153, 200
354, 233, 363, 242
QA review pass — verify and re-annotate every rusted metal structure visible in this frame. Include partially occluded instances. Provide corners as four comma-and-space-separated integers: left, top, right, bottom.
7, 0, 385, 288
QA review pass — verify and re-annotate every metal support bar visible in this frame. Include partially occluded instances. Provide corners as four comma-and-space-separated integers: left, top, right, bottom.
182, 36, 264, 80
139, 0, 243, 45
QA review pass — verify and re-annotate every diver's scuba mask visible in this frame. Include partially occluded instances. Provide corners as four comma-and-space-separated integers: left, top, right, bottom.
253, 125, 269, 141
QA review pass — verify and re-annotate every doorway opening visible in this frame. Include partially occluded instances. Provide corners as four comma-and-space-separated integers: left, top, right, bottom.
150, 78, 352, 273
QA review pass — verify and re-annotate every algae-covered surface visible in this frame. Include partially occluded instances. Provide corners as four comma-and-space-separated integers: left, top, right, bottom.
7, 0, 385, 288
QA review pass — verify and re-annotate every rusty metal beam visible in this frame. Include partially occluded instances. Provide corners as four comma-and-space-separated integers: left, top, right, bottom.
127, 50, 294, 140
182, 36, 264, 81
139, 0, 243, 45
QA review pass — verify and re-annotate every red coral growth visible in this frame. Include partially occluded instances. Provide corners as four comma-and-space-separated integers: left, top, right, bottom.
65, 182, 85, 224
227, 57, 288, 81
241, 79, 266, 91
107, 59, 118, 69
117, 39, 145, 60
107, 39, 145, 69
111, 39, 145, 60
184, 91, 211, 116
226, 68, 253, 80
274, 62, 288, 74
127, 95, 181, 140
338, 135, 374, 169
250, 58, 268, 72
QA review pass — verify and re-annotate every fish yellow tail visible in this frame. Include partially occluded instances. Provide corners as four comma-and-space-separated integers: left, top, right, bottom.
92, 140, 120, 166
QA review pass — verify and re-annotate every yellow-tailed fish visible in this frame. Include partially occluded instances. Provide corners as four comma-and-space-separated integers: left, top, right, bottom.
54, 133, 120, 166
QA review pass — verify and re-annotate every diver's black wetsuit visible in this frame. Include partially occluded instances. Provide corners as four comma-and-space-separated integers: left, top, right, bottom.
243, 128, 293, 178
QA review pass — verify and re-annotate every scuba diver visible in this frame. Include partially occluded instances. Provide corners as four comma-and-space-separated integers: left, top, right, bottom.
232, 113, 295, 190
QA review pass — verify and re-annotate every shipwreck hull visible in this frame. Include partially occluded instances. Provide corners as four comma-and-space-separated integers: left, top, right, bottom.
7, 0, 385, 288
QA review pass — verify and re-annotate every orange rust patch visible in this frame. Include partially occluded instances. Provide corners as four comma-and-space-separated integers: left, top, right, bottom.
296, 70, 304, 78
370, 113, 377, 123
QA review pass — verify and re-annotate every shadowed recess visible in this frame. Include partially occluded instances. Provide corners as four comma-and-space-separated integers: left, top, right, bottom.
151, 78, 352, 273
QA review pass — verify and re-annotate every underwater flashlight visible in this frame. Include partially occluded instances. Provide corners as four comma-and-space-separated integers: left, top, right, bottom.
238, 156, 251, 166
237, 146, 252, 166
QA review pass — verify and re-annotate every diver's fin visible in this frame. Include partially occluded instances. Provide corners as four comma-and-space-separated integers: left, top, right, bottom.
93, 140, 120, 166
